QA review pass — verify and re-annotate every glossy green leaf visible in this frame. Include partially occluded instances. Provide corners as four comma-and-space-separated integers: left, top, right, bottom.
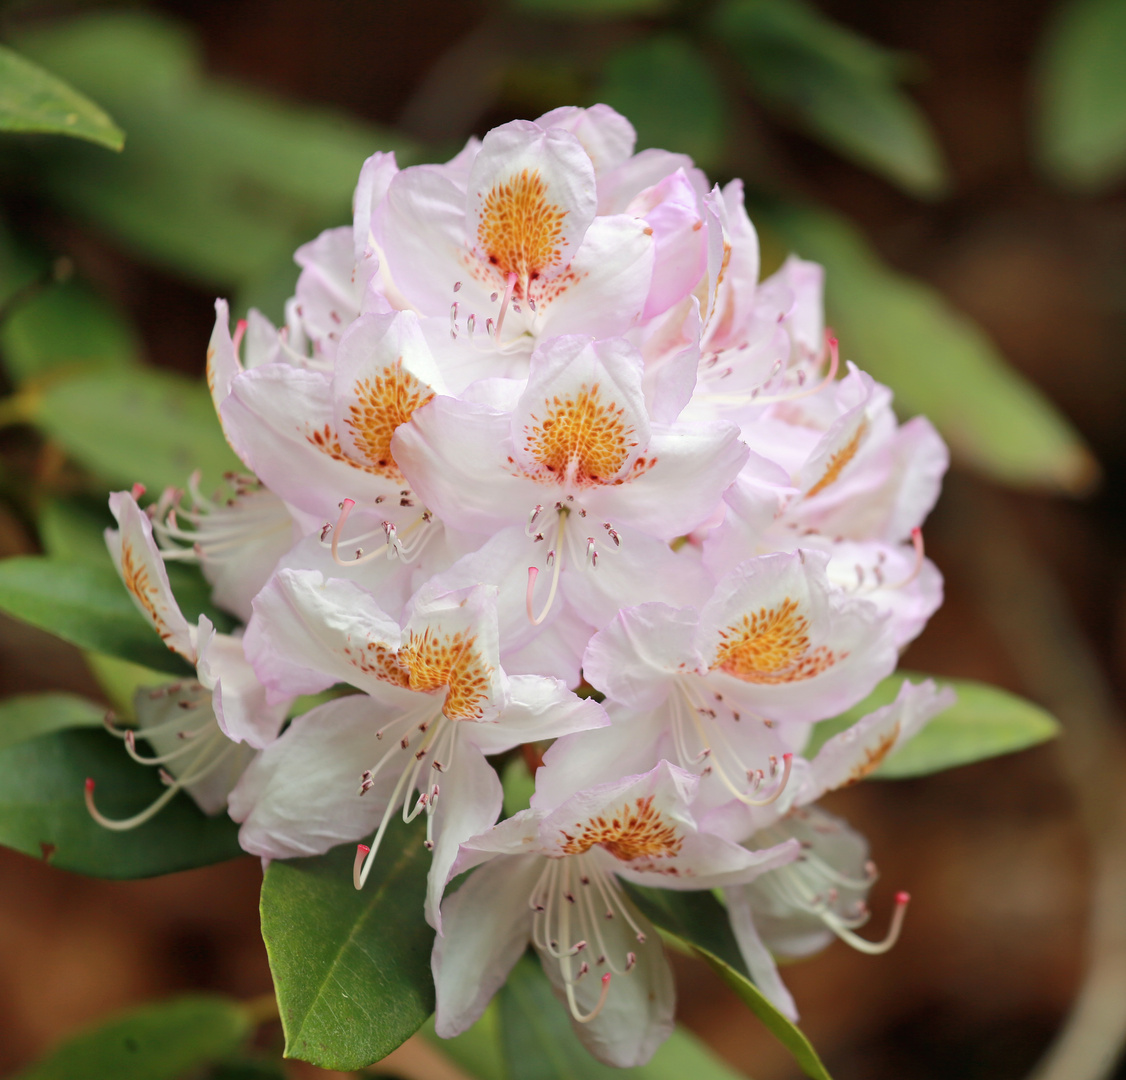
0, 556, 191, 677
24, 367, 241, 494
1036, 0, 1126, 189
599, 36, 727, 170
14, 12, 416, 286
803, 672, 1061, 777
0, 692, 104, 754
513, 0, 671, 16
756, 200, 1097, 492
498, 954, 750, 1080
260, 824, 436, 1070
0, 44, 123, 149
711, 0, 946, 196
625, 886, 831, 1080
13, 995, 249, 1080
0, 277, 140, 384
0, 727, 243, 877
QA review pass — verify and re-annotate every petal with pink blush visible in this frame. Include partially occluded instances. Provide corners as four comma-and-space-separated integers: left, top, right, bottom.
626, 169, 708, 318
536, 104, 637, 175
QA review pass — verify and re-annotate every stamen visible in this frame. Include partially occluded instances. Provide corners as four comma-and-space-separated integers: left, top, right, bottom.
526, 511, 567, 625
352, 844, 371, 889
891, 528, 925, 589
232, 319, 248, 355
568, 973, 611, 1024
824, 891, 910, 955
494, 272, 518, 339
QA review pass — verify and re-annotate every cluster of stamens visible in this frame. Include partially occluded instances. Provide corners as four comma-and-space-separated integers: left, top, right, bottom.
85, 684, 242, 830
525, 501, 622, 625
527, 851, 657, 1022
352, 704, 459, 889
448, 274, 538, 353
321, 497, 435, 567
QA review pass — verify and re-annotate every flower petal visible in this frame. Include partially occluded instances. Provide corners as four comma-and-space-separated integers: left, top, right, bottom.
432, 852, 541, 1035
426, 738, 504, 930
106, 491, 196, 662
228, 695, 391, 859
805, 678, 956, 801
245, 568, 404, 703
195, 629, 289, 750
583, 603, 701, 711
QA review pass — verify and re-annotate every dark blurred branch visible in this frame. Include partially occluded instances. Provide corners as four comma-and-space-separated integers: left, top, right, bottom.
945, 477, 1126, 1080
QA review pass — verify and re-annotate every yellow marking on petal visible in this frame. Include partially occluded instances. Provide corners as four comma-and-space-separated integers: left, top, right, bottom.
344, 627, 491, 720
806, 419, 868, 497
843, 722, 901, 786
523, 382, 642, 487
400, 627, 491, 720
477, 169, 567, 287
344, 358, 434, 482
305, 423, 383, 475
560, 795, 683, 862
121, 541, 174, 646
714, 598, 841, 684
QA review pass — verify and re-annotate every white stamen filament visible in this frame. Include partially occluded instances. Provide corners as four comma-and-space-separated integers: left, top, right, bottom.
85, 723, 237, 831
327, 499, 434, 567
672, 680, 793, 806
528, 852, 648, 1023
698, 333, 840, 408
526, 509, 568, 625
353, 708, 454, 890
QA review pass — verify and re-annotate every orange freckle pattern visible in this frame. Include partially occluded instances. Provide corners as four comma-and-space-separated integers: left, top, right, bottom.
844, 722, 902, 786
344, 359, 434, 481
714, 597, 841, 684
342, 627, 493, 720
560, 795, 683, 862
477, 169, 567, 285
806, 419, 869, 497
121, 542, 171, 643
304, 423, 383, 476
402, 628, 492, 720
523, 382, 636, 487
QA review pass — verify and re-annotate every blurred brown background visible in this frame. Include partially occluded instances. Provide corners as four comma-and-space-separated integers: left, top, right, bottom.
1, 1, 1124, 1077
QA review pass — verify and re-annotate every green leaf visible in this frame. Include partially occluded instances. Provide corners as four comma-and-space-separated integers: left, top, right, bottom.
711, 0, 947, 197
803, 672, 1061, 777
624, 886, 832, 1080
0, 692, 104, 753
512, 0, 672, 17
0, 727, 243, 877
598, 36, 727, 169
501, 754, 536, 818
14, 12, 417, 286
1036, 0, 1126, 189
755, 200, 1097, 493
24, 367, 241, 494
13, 995, 249, 1080
0, 277, 140, 384
497, 954, 750, 1080
260, 823, 436, 1070
0, 44, 123, 150
0, 556, 191, 677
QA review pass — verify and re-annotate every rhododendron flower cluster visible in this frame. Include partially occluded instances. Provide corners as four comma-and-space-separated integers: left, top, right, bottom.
95, 105, 953, 1068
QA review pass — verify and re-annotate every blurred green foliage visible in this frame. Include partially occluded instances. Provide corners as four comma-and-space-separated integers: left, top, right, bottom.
1036, 0, 1126, 189
0, 42, 123, 149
